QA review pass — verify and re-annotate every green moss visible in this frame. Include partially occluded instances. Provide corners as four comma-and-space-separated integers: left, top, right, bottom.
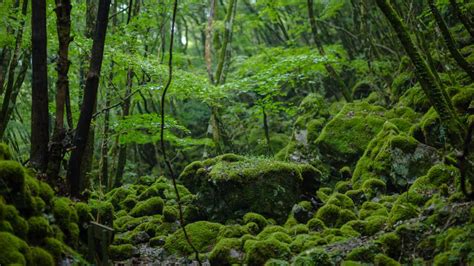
315, 204, 356, 228
316, 187, 332, 202
335, 180, 352, 193
397, 85, 430, 112
106, 187, 132, 209
164, 221, 223, 255
291, 201, 313, 223
364, 215, 387, 236
4, 204, 28, 239
293, 248, 333, 266
218, 225, 248, 240
31, 246, 54, 266
43, 237, 63, 260
267, 232, 292, 244
0, 143, 12, 160
288, 224, 309, 236
27, 216, 52, 239
89, 199, 114, 226
109, 244, 136, 261
0, 220, 13, 232
52, 197, 78, 228
340, 223, 361, 237
345, 189, 366, 204
388, 199, 419, 225
257, 225, 287, 240
315, 101, 387, 175
326, 193, 355, 209
0, 160, 25, 196
359, 202, 388, 220
180, 155, 321, 223
243, 212, 268, 232
38, 181, 54, 204
163, 205, 178, 222
129, 197, 164, 217
265, 259, 290, 266
209, 238, 242, 265
433, 251, 461, 266
306, 218, 326, 232
244, 238, 291, 265
374, 253, 400, 266
119, 195, 138, 211
362, 178, 387, 199
346, 245, 379, 262
0, 232, 31, 265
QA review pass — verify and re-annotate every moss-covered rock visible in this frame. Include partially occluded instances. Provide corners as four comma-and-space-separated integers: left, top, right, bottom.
109, 244, 137, 261
315, 204, 357, 228
163, 205, 178, 222
164, 221, 223, 255
89, 199, 114, 226
27, 216, 52, 240
293, 247, 333, 266
374, 253, 400, 266
180, 155, 321, 223
315, 101, 387, 176
0, 231, 31, 265
209, 238, 243, 265
0, 143, 12, 160
244, 238, 291, 265
352, 122, 440, 192
130, 197, 164, 217
31, 246, 54, 266
0, 160, 26, 197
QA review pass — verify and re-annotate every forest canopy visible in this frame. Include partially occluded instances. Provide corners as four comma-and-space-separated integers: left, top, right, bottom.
0, 0, 473, 265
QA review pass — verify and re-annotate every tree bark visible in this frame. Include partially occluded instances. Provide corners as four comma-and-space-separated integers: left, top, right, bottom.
214, 0, 237, 85
376, 0, 465, 146
0, 0, 28, 140
428, 0, 474, 81
30, 0, 50, 172
449, 0, 474, 39
47, 0, 72, 183
205, 0, 217, 84
307, 0, 352, 102
67, 0, 111, 198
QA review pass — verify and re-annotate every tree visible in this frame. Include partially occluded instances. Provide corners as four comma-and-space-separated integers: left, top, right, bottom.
47, 0, 72, 183
427, 0, 474, 81
30, 0, 50, 172
375, 0, 465, 146
67, 0, 112, 197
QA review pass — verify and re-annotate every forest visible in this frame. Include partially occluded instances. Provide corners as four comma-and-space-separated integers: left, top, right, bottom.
0, 0, 473, 265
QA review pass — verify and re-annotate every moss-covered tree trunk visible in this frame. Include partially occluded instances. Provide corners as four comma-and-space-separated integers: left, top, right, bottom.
428, 0, 474, 81
375, 0, 465, 146
449, 0, 474, 39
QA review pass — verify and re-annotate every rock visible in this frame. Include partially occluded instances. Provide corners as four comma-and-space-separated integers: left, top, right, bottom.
179, 154, 321, 223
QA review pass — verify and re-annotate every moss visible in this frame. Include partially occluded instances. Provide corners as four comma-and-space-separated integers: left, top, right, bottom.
106, 187, 132, 209
109, 244, 136, 261
352, 122, 440, 192
340, 223, 361, 237
0, 143, 12, 160
316, 187, 332, 202
293, 248, 333, 266
315, 204, 356, 228
0, 231, 31, 265
364, 215, 387, 236
288, 224, 309, 236
0, 220, 13, 232
244, 238, 291, 265
27, 216, 52, 239
326, 193, 355, 209
265, 259, 290, 266
267, 232, 292, 244
218, 225, 248, 240
164, 221, 223, 255
31, 246, 54, 266
52, 197, 78, 228
0, 160, 25, 196
388, 199, 419, 225
451, 86, 474, 113
346, 245, 379, 262
306, 218, 326, 232
345, 189, 366, 204
397, 85, 430, 112
335, 180, 352, 193
362, 178, 387, 199
359, 202, 387, 219
163, 205, 178, 222
341, 261, 364, 266
180, 155, 321, 223
119, 195, 138, 211
38, 181, 54, 204
149, 235, 166, 247
433, 251, 461, 266
315, 101, 387, 175
209, 238, 243, 265
129, 197, 164, 218
257, 225, 287, 240
89, 199, 114, 226
43, 237, 63, 260
243, 212, 268, 232
4, 204, 28, 239
374, 253, 400, 266
291, 201, 313, 223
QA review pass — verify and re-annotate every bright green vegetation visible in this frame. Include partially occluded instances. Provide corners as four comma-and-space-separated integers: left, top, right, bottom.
1, 0, 473, 265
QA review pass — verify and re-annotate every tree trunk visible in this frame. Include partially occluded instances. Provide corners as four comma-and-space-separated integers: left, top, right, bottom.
376, 0, 465, 146
214, 0, 237, 85
205, 0, 217, 84
307, 0, 352, 102
0, 0, 28, 140
428, 0, 474, 81
30, 0, 50, 172
67, 0, 111, 198
449, 0, 474, 39
114, 69, 133, 188
47, 0, 72, 183
262, 106, 272, 155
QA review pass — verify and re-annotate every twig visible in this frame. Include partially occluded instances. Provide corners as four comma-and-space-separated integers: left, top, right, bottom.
92, 89, 139, 119
159, 0, 202, 265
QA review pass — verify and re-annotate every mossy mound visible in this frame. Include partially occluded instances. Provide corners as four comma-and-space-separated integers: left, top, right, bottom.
179, 154, 321, 223
314, 101, 387, 177
164, 221, 223, 255
352, 122, 440, 192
